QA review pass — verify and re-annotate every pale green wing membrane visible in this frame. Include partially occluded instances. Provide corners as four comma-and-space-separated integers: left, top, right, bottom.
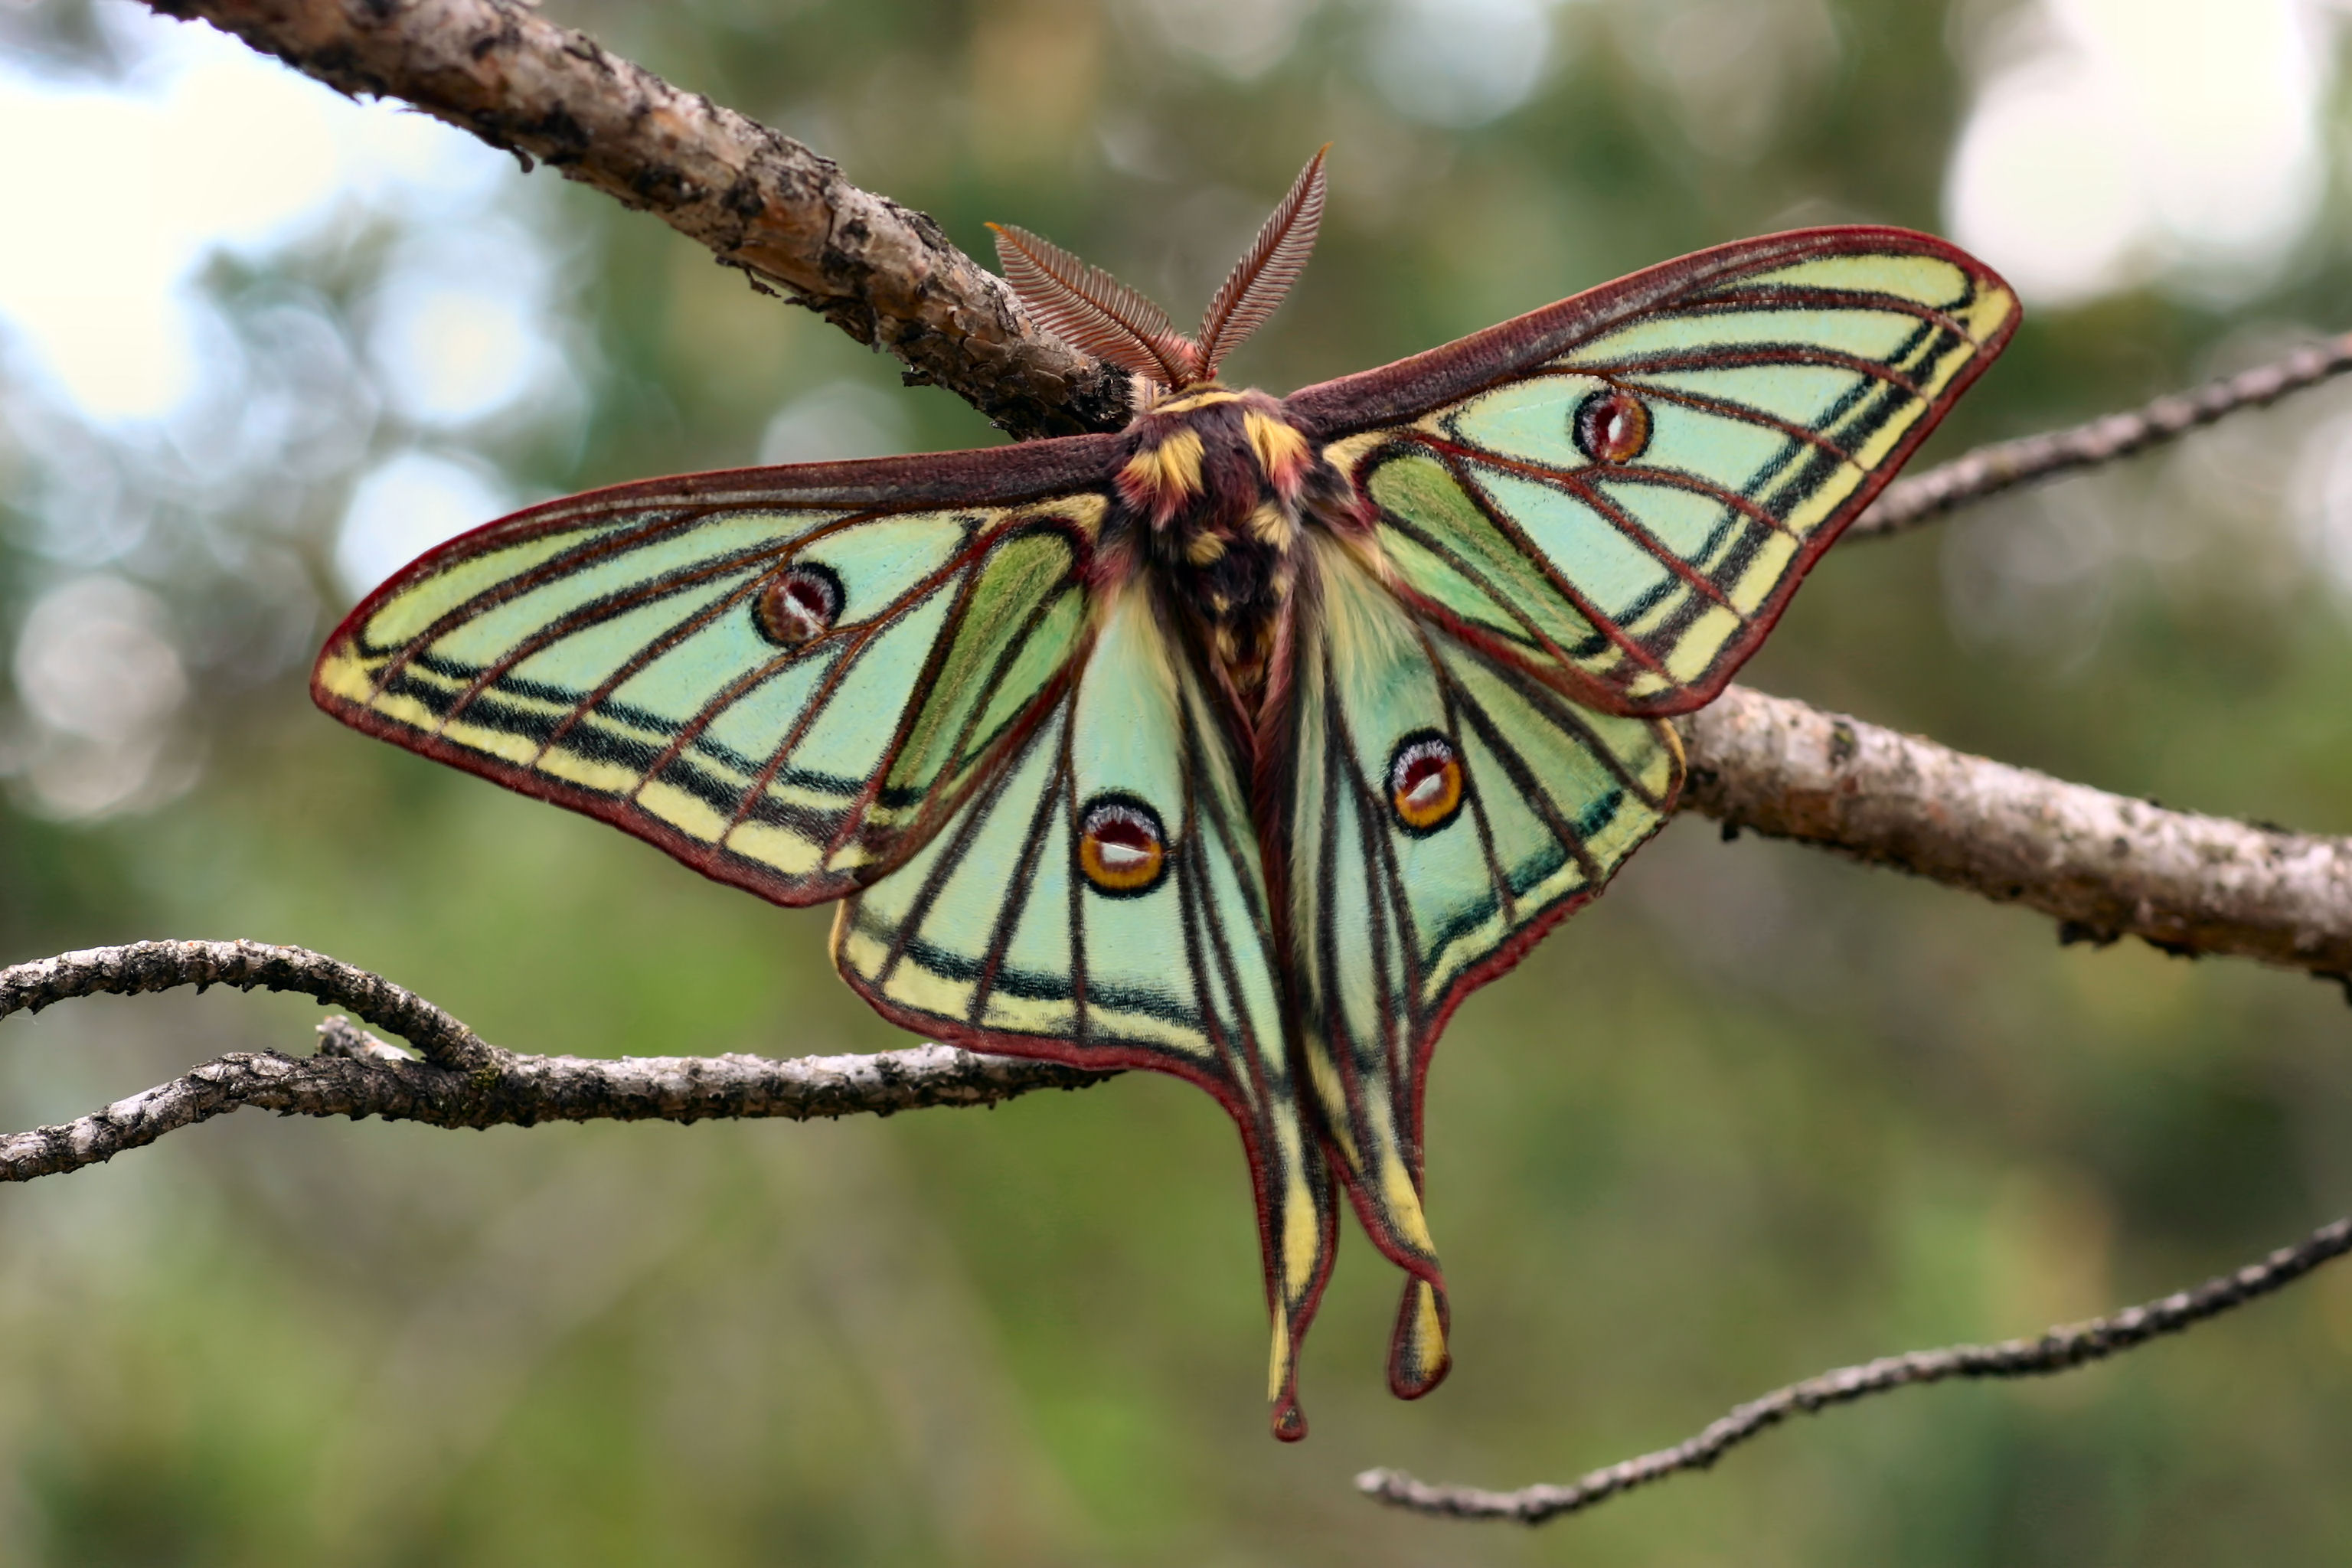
1295, 231, 2020, 714
831, 580, 1336, 1440
312, 452, 1119, 904
1285, 538, 1682, 1396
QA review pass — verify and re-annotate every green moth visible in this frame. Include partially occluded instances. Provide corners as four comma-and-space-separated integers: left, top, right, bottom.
315, 150, 2017, 1439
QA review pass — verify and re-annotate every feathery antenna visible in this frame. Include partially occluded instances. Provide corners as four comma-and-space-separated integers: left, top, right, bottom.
988, 223, 1203, 388
1196, 146, 1328, 380
988, 148, 1330, 390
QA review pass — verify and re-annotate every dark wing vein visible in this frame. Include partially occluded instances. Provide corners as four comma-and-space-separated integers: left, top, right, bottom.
1625, 380, 1861, 465
1566, 345, 1927, 397
1431, 449, 1674, 672
358, 508, 730, 689
1416, 619, 1518, 934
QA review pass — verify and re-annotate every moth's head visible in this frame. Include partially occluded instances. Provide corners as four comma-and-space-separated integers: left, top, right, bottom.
989, 145, 1328, 396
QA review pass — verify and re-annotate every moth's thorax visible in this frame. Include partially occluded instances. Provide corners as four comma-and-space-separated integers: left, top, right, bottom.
1111, 386, 1357, 704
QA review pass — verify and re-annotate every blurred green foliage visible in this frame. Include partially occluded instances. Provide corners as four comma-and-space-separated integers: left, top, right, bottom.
4, 0, 2352, 1563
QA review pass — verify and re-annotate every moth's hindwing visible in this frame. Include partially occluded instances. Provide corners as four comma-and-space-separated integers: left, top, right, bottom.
312, 458, 1117, 904
1302, 230, 2019, 715
832, 581, 1337, 1439
1287, 536, 1682, 1396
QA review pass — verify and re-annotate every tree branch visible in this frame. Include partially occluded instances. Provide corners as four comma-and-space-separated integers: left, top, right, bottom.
1357, 1215, 2352, 1524
1676, 688, 2352, 982
0, 940, 1110, 1181
1851, 331, 2352, 538
143, 0, 1130, 439
18, 684, 2352, 1184
15, 685, 2352, 1181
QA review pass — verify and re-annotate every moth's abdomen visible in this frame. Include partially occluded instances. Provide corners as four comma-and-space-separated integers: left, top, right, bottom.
1115, 387, 1346, 704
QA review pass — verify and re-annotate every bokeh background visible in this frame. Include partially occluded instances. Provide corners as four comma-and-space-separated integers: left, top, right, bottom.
2, 0, 2350, 1562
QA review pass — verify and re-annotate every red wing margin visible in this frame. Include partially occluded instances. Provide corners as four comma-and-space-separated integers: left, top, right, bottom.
1287, 228, 2018, 715
312, 440, 1122, 906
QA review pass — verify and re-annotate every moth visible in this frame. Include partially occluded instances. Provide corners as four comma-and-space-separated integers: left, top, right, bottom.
314, 149, 2017, 1439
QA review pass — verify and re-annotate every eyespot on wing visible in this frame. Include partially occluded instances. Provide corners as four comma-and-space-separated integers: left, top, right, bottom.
1077, 792, 1170, 897
1387, 731, 1465, 836
752, 561, 846, 647
1572, 387, 1651, 465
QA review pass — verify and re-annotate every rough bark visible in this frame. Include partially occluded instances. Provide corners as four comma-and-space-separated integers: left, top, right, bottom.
1678, 688, 2352, 982
143, 0, 1131, 439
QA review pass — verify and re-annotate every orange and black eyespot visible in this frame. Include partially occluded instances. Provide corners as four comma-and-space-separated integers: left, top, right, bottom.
1077, 792, 1169, 897
752, 561, 844, 648
1387, 731, 1465, 837
1573, 387, 1651, 466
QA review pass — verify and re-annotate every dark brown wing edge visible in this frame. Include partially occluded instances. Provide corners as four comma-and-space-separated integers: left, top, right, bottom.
318, 434, 1129, 626
1282, 225, 2015, 436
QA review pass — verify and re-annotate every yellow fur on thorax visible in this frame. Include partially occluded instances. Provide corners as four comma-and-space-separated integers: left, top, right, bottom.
1242, 409, 1309, 478
1244, 499, 1294, 549
1120, 427, 1205, 511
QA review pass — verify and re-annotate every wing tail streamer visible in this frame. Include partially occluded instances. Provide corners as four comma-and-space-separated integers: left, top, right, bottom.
1282, 537, 1682, 1397
832, 582, 1339, 1439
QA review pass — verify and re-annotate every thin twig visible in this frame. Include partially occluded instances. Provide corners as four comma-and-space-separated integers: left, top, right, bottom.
1, 938, 494, 1071
1852, 332, 2352, 537
1677, 688, 2352, 981
0, 941, 1111, 1181
1358, 1216, 2352, 1524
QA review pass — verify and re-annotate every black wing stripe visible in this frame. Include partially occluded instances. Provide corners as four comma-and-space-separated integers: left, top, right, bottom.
1442, 675, 1606, 887
438, 541, 795, 730
1060, 715, 1090, 1047
1566, 345, 1928, 397
356, 508, 746, 685
967, 723, 1073, 1023
1465, 646, 1674, 815
1374, 505, 1608, 661
869, 713, 1050, 990
1419, 620, 1520, 934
